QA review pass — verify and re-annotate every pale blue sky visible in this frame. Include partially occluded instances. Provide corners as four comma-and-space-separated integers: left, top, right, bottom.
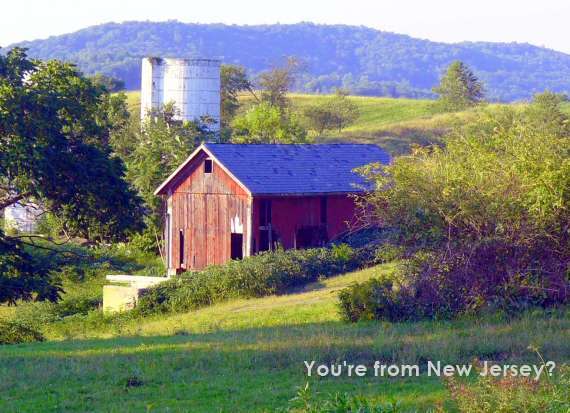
2, 0, 570, 53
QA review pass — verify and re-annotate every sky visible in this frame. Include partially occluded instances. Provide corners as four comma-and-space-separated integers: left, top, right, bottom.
1, 0, 570, 54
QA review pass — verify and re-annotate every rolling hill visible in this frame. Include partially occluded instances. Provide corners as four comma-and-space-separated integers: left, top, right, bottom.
8, 22, 570, 101
126, 90, 501, 155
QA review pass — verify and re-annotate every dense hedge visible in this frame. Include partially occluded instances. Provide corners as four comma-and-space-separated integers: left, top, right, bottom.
344, 98, 570, 322
135, 244, 374, 316
0, 320, 45, 345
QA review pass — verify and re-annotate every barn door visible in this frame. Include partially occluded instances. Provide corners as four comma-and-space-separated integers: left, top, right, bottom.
231, 233, 243, 260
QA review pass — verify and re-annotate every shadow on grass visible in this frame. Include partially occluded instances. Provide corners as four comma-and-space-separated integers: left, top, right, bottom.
1, 310, 567, 412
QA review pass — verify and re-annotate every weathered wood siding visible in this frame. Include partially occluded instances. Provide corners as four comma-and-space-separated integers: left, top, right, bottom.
251, 195, 357, 251
168, 150, 250, 271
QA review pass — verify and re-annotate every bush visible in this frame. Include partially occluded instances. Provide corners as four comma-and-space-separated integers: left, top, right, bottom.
338, 271, 419, 322
136, 245, 373, 316
374, 244, 405, 264
354, 104, 570, 320
52, 295, 102, 317
0, 320, 45, 345
340, 242, 569, 322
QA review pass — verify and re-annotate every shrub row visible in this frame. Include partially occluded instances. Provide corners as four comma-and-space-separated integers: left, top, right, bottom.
339, 241, 570, 322
135, 244, 374, 316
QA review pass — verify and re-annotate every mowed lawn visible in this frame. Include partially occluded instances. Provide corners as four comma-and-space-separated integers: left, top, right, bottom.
1, 264, 569, 412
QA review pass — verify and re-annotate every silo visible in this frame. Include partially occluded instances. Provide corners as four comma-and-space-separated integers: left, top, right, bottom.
140, 57, 221, 131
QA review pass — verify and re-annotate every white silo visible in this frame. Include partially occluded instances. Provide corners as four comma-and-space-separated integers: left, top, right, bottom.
140, 57, 221, 131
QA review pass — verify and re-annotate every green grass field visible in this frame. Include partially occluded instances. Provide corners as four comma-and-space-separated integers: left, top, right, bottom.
127, 91, 481, 155
1, 264, 568, 412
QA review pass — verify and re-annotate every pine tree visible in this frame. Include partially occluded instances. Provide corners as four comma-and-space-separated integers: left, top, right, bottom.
433, 61, 485, 111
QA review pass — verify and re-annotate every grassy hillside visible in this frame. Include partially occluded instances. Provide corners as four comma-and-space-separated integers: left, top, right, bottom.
129, 91, 477, 155
1, 264, 568, 412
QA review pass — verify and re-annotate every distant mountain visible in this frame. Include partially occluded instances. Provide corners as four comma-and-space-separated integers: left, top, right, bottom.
7, 21, 570, 101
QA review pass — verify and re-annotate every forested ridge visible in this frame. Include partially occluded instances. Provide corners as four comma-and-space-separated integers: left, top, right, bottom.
7, 21, 570, 101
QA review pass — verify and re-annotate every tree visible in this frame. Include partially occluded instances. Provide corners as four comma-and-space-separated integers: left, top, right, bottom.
231, 102, 308, 144
433, 61, 485, 111
221, 65, 255, 129
120, 104, 209, 227
526, 91, 569, 136
90, 73, 125, 92
257, 57, 302, 112
303, 104, 334, 136
304, 90, 360, 135
0, 48, 144, 303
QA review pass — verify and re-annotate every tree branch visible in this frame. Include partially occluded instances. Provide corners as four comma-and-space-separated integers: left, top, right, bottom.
0, 191, 31, 210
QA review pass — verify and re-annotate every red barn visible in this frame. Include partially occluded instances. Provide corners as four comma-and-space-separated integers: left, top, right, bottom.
154, 143, 390, 273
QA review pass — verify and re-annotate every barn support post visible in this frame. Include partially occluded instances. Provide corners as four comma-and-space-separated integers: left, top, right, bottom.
166, 191, 176, 276
246, 196, 253, 257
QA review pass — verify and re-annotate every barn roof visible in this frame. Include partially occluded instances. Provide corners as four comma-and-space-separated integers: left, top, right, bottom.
155, 143, 390, 196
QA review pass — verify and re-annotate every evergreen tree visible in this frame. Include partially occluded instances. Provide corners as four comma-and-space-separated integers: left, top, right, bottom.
433, 61, 485, 111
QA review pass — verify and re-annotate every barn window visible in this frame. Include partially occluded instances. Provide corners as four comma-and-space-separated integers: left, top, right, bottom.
204, 159, 213, 174
179, 229, 185, 267
320, 196, 328, 224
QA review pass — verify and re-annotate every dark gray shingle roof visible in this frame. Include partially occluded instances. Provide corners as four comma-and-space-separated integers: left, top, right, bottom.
206, 143, 390, 195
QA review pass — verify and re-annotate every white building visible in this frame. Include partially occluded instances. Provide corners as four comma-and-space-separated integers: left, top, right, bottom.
140, 57, 221, 131
3, 202, 43, 233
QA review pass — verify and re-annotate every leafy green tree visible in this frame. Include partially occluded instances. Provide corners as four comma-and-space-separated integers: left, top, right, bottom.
221, 65, 255, 129
0, 48, 143, 241
89, 73, 125, 92
303, 104, 334, 136
231, 102, 308, 143
433, 61, 485, 111
0, 48, 144, 303
257, 57, 302, 112
121, 104, 208, 227
304, 91, 360, 135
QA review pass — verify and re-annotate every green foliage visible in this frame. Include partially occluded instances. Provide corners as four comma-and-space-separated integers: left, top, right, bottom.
221, 64, 254, 128
280, 383, 402, 413
0, 49, 144, 303
15, 22, 570, 101
525, 91, 570, 137
353, 99, 570, 320
374, 244, 405, 264
433, 61, 485, 111
51, 295, 102, 318
0, 48, 144, 242
231, 102, 309, 143
258, 57, 301, 111
89, 73, 125, 92
304, 90, 360, 135
136, 245, 372, 316
118, 104, 204, 228
0, 230, 62, 304
338, 276, 405, 322
0, 320, 45, 345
